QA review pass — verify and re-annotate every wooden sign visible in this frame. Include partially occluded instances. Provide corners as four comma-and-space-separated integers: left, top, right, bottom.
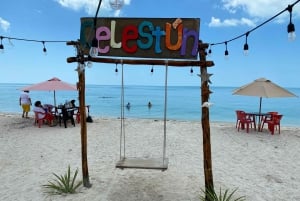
80, 17, 200, 60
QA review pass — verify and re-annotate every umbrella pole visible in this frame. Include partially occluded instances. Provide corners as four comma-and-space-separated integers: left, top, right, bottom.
54, 91, 56, 107
258, 97, 262, 131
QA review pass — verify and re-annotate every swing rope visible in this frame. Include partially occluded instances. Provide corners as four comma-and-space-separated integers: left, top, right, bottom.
163, 62, 168, 164
116, 61, 169, 170
120, 62, 125, 159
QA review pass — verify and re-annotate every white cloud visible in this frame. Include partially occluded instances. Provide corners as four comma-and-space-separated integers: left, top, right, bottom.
210, 0, 298, 27
208, 16, 256, 27
0, 17, 10, 32
55, 0, 131, 16
221, 0, 298, 19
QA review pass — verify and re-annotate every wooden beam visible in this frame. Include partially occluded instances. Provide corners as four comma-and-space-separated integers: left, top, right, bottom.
67, 56, 214, 67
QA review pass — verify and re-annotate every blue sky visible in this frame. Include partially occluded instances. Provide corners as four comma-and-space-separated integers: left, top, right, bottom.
1, 0, 300, 87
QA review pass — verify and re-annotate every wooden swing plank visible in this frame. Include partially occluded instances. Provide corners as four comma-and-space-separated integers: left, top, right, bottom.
116, 157, 168, 171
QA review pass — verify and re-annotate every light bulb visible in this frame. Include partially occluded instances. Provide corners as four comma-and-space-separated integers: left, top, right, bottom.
87, 61, 93, 68
42, 41, 47, 55
43, 47, 47, 55
89, 47, 98, 57
79, 63, 85, 72
115, 64, 118, 75
288, 31, 296, 41
89, 38, 98, 57
0, 37, 4, 53
190, 67, 194, 75
208, 49, 212, 57
224, 50, 229, 60
0, 45, 4, 54
243, 43, 249, 56
109, 0, 124, 10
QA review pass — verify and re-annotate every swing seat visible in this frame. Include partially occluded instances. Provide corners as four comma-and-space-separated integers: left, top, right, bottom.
116, 157, 168, 171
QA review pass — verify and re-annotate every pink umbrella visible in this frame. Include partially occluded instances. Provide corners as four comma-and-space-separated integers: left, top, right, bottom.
21, 77, 77, 106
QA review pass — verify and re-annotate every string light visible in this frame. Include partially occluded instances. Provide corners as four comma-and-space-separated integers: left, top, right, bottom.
208, 44, 212, 56
287, 4, 296, 41
243, 32, 249, 56
224, 41, 229, 59
150, 65, 154, 75
42, 41, 47, 55
115, 63, 118, 75
209, 0, 300, 57
190, 67, 194, 75
0, 36, 4, 53
0, 1, 298, 58
0, 35, 68, 54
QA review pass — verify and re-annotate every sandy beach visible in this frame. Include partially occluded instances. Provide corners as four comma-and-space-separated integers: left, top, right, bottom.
0, 113, 300, 201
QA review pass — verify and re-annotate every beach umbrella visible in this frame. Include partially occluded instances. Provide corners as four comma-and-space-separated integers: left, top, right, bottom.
21, 77, 77, 106
232, 77, 297, 114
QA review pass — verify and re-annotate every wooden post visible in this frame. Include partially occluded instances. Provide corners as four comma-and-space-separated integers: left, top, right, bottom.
69, 41, 91, 188
78, 67, 91, 188
199, 41, 214, 193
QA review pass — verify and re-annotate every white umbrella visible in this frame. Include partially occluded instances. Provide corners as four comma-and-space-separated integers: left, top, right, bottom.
233, 77, 297, 114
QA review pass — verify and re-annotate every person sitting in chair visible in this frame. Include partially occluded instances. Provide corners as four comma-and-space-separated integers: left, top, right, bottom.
60, 105, 75, 128
70, 99, 76, 108
33, 101, 54, 126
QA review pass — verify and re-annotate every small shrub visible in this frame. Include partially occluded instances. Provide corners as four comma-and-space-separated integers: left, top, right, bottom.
199, 187, 246, 201
42, 165, 83, 195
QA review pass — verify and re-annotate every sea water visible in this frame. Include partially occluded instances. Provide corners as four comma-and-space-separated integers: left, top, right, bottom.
1, 83, 299, 126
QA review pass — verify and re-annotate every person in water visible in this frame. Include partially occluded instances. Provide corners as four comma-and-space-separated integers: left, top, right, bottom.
126, 102, 131, 110
148, 101, 152, 109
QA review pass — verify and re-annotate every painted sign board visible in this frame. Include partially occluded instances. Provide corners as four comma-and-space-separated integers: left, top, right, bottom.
80, 17, 200, 60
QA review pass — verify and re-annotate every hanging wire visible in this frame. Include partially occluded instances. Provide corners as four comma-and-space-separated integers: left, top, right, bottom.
0, 0, 299, 55
209, 0, 300, 52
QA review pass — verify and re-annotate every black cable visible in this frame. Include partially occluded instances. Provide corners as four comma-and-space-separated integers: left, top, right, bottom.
210, 0, 300, 47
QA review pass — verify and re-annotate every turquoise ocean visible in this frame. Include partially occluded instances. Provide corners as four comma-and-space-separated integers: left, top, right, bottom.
1, 83, 299, 127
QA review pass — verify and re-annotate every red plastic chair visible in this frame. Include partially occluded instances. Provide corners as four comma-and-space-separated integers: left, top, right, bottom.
267, 114, 283, 135
75, 110, 80, 123
237, 111, 256, 133
261, 112, 278, 131
235, 110, 244, 128
34, 111, 53, 128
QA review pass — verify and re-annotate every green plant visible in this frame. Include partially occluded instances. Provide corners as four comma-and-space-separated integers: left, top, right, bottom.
42, 165, 83, 195
199, 187, 246, 201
